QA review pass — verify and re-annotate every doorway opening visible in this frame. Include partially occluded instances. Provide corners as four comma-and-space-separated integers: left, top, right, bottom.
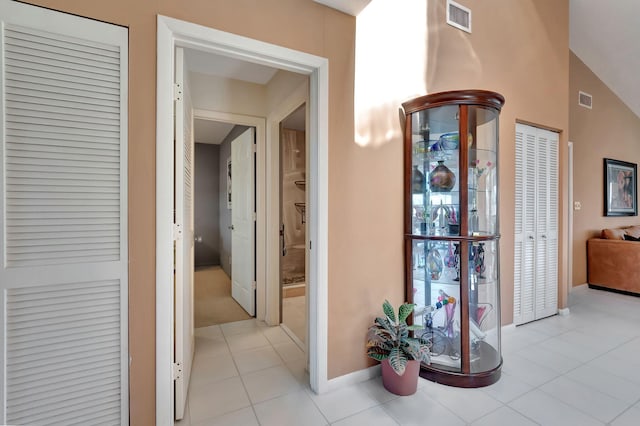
280, 104, 308, 347
156, 16, 330, 424
193, 120, 254, 327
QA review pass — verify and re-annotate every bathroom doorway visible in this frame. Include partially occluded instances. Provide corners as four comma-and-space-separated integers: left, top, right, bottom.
280, 104, 307, 347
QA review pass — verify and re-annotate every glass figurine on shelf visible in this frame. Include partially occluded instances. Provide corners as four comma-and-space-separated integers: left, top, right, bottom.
431, 201, 450, 235
471, 243, 486, 279
469, 208, 479, 234
447, 206, 459, 235
453, 243, 461, 281
427, 247, 443, 280
444, 242, 458, 280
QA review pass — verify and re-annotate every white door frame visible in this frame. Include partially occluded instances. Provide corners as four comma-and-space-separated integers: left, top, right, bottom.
156, 15, 329, 425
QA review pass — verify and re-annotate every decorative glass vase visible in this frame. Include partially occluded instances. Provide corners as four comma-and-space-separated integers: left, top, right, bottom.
412, 165, 425, 194
429, 161, 456, 192
427, 247, 443, 280
469, 208, 479, 233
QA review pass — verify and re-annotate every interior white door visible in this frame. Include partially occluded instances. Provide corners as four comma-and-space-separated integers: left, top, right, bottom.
514, 123, 558, 325
231, 128, 256, 316
173, 47, 194, 420
0, 1, 128, 424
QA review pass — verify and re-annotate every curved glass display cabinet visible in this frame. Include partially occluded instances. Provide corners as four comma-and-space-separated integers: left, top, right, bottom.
402, 90, 505, 387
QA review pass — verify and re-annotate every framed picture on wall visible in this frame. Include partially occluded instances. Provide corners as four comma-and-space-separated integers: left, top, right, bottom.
604, 158, 637, 216
227, 157, 232, 209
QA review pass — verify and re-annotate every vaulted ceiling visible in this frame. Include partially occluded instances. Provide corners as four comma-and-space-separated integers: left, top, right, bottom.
570, 0, 640, 118
315, 0, 640, 118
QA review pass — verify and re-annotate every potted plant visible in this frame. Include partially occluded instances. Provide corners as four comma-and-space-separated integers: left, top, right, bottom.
366, 300, 430, 395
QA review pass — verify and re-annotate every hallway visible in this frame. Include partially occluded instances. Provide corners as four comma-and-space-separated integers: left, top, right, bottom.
177, 285, 640, 425
194, 266, 251, 327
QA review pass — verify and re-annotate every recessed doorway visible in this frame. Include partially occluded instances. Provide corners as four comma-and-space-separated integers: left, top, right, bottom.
280, 104, 308, 347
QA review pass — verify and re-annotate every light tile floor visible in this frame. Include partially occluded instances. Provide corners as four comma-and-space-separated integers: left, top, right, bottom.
282, 295, 306, 344
177, 285, 640, 425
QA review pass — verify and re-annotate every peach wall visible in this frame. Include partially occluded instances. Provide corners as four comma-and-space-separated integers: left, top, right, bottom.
21, 0, 355, 423
15, 0, 576, 422
425, 0, 570, 324
189, 72, 267, 116
570, 52, 640, 285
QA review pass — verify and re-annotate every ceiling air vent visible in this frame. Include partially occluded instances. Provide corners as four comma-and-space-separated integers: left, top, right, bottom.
578, 91, 593, 109
447, 0, 471, 33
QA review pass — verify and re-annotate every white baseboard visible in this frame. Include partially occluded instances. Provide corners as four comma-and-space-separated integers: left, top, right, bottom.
501, 323, 516, 332
324, 364, 381, 393
558, 307, 570, 316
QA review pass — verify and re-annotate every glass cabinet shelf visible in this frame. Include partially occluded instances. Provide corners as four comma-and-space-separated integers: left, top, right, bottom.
402, 90, 505, 387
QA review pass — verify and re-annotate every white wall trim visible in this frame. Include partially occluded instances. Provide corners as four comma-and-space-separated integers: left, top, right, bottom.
156, 15, 330, 425
266, 81, 310, 326
325, 364, 381, 393
501, 323, 517, 333
567, 141, 574, 307
193, 110, 267, 320
558, 307, 571, 316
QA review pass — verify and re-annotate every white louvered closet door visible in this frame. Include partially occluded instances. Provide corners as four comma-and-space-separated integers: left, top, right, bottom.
0, 2, 128, 425
514, 123, 558, 325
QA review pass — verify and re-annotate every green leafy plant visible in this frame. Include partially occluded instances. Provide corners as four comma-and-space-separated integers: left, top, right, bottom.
366, 300, 430, 375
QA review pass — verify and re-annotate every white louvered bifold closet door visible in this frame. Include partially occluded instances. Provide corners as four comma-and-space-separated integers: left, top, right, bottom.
514, 123, 558, 325
0, 2, 128, 425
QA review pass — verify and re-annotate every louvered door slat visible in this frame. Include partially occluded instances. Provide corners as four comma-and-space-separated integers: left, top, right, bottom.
514, 131, 523, 235
5, 42, 120, 74
6, 92, 119, 114
9, 351, 120, 382
8, 100, 120, 121
9, 346, 120, 373
6, 64, 119, 89
0, 3, 127, 424
6, 280, 121, 424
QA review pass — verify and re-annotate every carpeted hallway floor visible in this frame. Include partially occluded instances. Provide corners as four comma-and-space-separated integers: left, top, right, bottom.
194, 266, 251, 328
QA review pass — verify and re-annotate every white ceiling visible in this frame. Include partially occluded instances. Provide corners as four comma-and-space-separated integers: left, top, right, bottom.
185, 48, 277, 145
194, 119, 234, 145
184, 48, 278, 85
313, 0, 371, 16
570, 0, 639, 117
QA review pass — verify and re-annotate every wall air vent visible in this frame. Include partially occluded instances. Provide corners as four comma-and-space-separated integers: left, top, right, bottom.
447, 0, 471, 33
578, 91, 593, 109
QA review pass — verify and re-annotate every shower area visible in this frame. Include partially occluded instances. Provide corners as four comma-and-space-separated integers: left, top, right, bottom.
280, 104, 306, 345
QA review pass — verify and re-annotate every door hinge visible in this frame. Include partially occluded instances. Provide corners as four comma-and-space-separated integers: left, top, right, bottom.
252, 144, 257, 154
253, 212, 257, 221
173, 223, 183, 241
172, 362, 182, 380
174, 83, 183, 101
252, 281, 257, 290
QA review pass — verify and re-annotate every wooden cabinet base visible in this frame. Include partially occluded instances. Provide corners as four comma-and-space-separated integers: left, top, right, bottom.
419, 360, 502, 388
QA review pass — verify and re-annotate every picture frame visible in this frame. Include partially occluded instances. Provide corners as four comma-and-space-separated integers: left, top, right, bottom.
604, 158, 637, 216
226, 157, 232, 209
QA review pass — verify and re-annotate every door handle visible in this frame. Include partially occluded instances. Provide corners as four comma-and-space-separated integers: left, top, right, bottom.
280, 223, 287, 256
